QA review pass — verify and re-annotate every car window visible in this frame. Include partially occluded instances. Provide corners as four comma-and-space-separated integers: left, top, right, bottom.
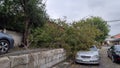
110, 46, 114, 50
115, 45, 120, 51
89, 46, 98, 51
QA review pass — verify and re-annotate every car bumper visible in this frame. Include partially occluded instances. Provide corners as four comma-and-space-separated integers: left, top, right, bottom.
75, 59, 99, 64
113, 55, 120, 62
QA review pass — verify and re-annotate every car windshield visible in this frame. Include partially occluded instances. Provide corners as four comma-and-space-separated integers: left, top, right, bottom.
115, 45, 120, 51
89, 46, 98, 51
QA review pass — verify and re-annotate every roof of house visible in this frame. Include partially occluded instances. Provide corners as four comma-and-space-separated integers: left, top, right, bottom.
113, 34, 120, 39
105, 34, 120, 42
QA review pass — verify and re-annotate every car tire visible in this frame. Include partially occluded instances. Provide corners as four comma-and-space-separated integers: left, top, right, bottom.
111, 56, 115, 63
107, 53, 110, 58
96, 63, 100, 65
107, 54, 109, 57
0, 40, 9, 54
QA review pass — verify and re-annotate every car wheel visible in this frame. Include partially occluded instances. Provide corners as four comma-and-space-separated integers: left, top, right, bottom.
107, 54, 109, 57
0, 40, 9, 54
107, 53, 110, 58
111, 56, 115, 63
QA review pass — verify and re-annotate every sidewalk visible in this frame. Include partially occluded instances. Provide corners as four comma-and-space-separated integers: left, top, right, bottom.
51, 61, 72, 68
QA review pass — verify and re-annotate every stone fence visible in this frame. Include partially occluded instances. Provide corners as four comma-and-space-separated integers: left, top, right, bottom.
0, 48, 66, 68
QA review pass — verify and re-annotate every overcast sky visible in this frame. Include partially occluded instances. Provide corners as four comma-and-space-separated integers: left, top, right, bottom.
46, 0, 120, 36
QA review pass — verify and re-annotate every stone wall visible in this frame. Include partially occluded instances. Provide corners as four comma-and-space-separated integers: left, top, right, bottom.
0, 49, 66, 68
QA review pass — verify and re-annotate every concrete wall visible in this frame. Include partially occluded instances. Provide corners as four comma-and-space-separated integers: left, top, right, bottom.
0, 49, 66, 68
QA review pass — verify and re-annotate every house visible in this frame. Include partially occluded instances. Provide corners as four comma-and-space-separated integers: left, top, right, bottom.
112, 34, 120, 38
111, 34, 120, 45
105, 34, 120, 46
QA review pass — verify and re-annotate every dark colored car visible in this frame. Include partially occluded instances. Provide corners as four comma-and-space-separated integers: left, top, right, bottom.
0, 32, 14, 54
107, 45, 120, 63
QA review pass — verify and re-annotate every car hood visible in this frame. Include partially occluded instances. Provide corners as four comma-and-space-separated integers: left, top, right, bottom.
0, 32, 12, 39
77, 51, 99, 56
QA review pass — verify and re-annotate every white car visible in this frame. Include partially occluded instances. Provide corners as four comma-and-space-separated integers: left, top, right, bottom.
75, 45, 100, 64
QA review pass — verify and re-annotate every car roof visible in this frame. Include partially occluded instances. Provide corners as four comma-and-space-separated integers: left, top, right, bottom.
114, 45, 120, 46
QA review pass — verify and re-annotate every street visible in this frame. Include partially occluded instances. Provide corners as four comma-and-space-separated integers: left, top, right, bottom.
70, 46, 120, 68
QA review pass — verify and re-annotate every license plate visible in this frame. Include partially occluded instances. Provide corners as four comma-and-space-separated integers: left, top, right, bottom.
83, 59, 90, 62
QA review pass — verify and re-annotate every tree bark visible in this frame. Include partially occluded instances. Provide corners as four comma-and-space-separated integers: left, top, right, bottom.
20, 19, 30, 48
19, 0, 30, 48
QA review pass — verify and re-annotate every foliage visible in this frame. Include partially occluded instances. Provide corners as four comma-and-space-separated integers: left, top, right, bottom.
85, 16, 110, 42
0, 0, 24, 32
67, 21, 101, 50
30, 22, 65, 48
0, 0, 109, 58
30, 17, 108, 59
18, 0, 48, 47
18, 0, 48, 28
62, 20, 102, 59
0, 0, 48, 47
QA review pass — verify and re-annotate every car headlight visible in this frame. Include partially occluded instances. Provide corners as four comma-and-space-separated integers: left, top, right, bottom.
93, 55, 99, 58
76, 54, 79, 58
115, 51, 120, 56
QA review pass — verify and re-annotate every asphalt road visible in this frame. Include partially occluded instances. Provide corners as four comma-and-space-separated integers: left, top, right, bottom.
70, 46, 120, 68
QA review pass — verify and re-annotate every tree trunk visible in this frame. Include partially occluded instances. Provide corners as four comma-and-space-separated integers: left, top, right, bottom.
18, 0, 30, 48
21, 19, 30, 48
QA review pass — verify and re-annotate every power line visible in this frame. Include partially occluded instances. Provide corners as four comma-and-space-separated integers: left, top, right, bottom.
106, 20, 120, 22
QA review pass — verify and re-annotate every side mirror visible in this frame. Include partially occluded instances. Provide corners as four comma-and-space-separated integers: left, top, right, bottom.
108, 48, 112, 51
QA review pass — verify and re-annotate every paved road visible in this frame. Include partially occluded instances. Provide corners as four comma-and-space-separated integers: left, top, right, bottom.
70, 46, 120, 68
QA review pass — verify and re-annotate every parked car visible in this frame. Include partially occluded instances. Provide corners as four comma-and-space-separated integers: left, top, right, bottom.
0, 32, 14, 54
75, 45, 100, 64
107, 45, 120, 63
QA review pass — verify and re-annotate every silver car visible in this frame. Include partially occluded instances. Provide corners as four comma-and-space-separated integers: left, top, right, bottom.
75, 45, 100, 64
